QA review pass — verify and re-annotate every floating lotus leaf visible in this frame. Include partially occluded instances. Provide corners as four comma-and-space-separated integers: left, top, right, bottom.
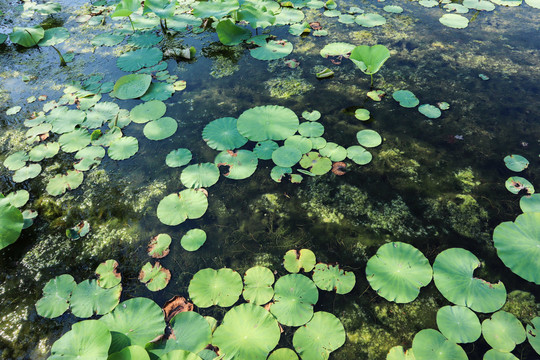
237, 105, 299, 141
166, 148, 192, 167
293, 311, 345, 360
110, 0, 141, 17
439, 14, 469, 29
6, 106, 21, 115
433, 248, 506, 312
289, 22, 311, 36
312, 263, 355, 294
250, 40, 293, 61
38, 27, 70, 47
108, 345, 149, 360
25, 123, 52, 141
527, 317, 540, 355
13, 163, 41, 183
504, 155, 529, 172
285, 136, 313, 154
482, 311, 525, 352
108, 136, 139, 160
49, 320, 111, 360
91, 32, 124, 47
299, 152, 332, 175
139, 262, 171, 291
319, 42, 355, 57
203, 117, 248, 150
160, 350, 203, 360
419, 0, 438, 6
181, 228, 207, 251
298, 122, 324, 137
283, 249, 316, 273
310, 137, 327, 150
302, 110, 321, 121
152, 311, 211, 355
393, 90, 419, 108
46, 170, 84, 196
323, 9, 341, 16
418, 104, 442, 119
354, 108, 370, 121
10, 26, 44, 47
384, 5, 403, 12
47, 107, 86, 134
83, 102, 120, 128
386, 346, 415, 360
96, 259, 122, 288
412, 329, 467, 360
493, 212, 540, 284
254, 140, 279, 160
525, 0, 540, 7
4, 151, 28, 171
167, 14, 203, 31
93, 127, 123, 147
143, 0, 176, 19
319, 142, 347, 161
444, 3, 469, 12
157, 190, 208, 226
356, 129, 382, 148
274, 7, 305, 24
66, 220, 90, 240
271, 166, 292, 182
347, 145, 372, 165
216, 19, 251, 45
483, 350, 519, 360
366, 242, 432, 303
189, 268, 243, 308
117, 48, 163, 72
146, 233, 171, 258
130, 100, 166, 123
272, 146, 302, 168
22, 209, 39, 229
5, 190, 29, 208
242, 266, 274, 305
268, 348, 298, 360
143, 117, 178, 140
491, 0, 522, 5
519, 194, 540, 212
271, 274, 318, 326
505, 176, 534, 194
35, 274, 76, 318
215, 150, 258, 180
112, 74, 152, 100
100, 297, 166, 352
355, 13, 386, 27
192, 0, 239, 18
59, 128, 91, 153
437, 305, 481, 343
141, 82, 175, 101
74, 146, 105, 171
70, 279, 121, 318
128, 32, 163, 47
463, 0, 496, 10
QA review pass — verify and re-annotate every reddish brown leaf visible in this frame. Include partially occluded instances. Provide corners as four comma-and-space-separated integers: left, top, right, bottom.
163, 296, 194, 322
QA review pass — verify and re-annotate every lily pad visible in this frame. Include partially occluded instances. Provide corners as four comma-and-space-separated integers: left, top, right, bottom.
128, 32, 163, 47
35, 274, 76, 318
213, 303, 281, 360
285, 136, 313, 154
298, 122, 324, 137
108, 136, 139, 160
141, 82, 175, 101
439, 14, 469, 29
270, 274, 318, 326
271, 166, 292, 182
268, 348, 299, 360
483, 350, 519, 360
393, 90, 420, 108
418, 104, 442, 119
242, 266, 274, 305
166, 148, 192, 168
13, 163, 42, 183
312, 263, 355, 294
202, 117, 248, 150
74, 146, 105, 171
355, 13, 386, 27
302, 110, 321, 121
274, 7, 305, 24
151, 311, 212, 355
4, 151, 29, 171
139, 262, 171, 291
117, 48, 163, 71
299, 152, 332, 175
250, 40, 293, 60
272, 146, 302, 167
143, 117, 178, 140
130, 100, 166, 123
254, 140, 279, 160
412, 329, 467, 360
5, 190, 29, 208
482, 311, 526, 352
91, 32, 124, 47
192, 0, 239, 19
108, 345, 150, 360
66, 220, 90, 239
49, 320, 111, 360
355, 108, 370, 121
350, 44, 391, 76
310, 137, 327, 149
319, 42, 355, 57
433, 248, 506, 313
215, 150, 258, 180
319, 142, 347, 161
96, 260, 122, 288
216, 19, 251, 45
112, 74, 152, 100
505, 176, 534, 195
356, 129, 382, 147
504, 155, 528, 172
526, 317, 540, 355
59, 128, 91, 153
70, 279, 121, 318
10, 26, 44, 47
366, 242, 432, 303
188, 268, 243, 308
237, 105, 299, 141
347, 145, 372, 165
46, 170, 84, 196
519, 194, 540, 213
157, 189, 208, 226
29, 142, 59, 162
181, 228, 207, 251
436, 306, 481, 343
384, 5, 403, 13
148, 234, 171, 258
293, 312, 345, 360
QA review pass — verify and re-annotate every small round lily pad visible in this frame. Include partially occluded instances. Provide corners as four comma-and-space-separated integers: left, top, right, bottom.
355, 108, 370, 121
436, 305, 481, 343
356, 129, 382, 148
13, 164, 42, 183
347, 146, 372, 165
166, 148, 192, 167
189, 268, 243, 308
412, 329, 467, 360
215, 150, 258, 180
504, 155, 529, 172
242, 266, 275, 305
96, 260, 122, 288
4, 151, 29, 171
108, 137, 139, 160
157, 189, 208, 226
254, 140, 279, 160
418, 104, 442, 119
272, 146, 302, 168
130, 100, 166, 123
181, 228, 207, 251
439, 14, 469, 29
298, 122, 324, 137
285, 135, 313, 154
202, 117, 248, 151
293, 312, 345, 360
298, 152, 332, 175
302, 110, 321, 121
143, 117, 178, 140
393, 90, 419, 108
181, 163, 220, 188
284, 249, 316, 273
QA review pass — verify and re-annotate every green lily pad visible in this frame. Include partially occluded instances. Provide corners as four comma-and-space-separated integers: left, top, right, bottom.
525, 0, 540, 7
366, 242, 432, 303
493, 212, 540, 284
384, 5, 403, 13
519, 194, 540, 213
293, 312, 345, 360
254, 140, 279, 160
356, 129, 382, 148
192, 0, 239, 19
302, 110, 321, 121
66, 220, 90, 239
242, 266, 275, 306
439, 14, 469, 29
298, 122, 324, 137
157, 189, 208, 226
274, 7, 305, 24
270, 274, 318, 326
70, 279, 121, 318
482, 311, 525, 352
350, 45, 391, 75
319, 142, 347, 161
143, 117, 178, 140
284, 249, 316, 273
289, 22, 311, 36
505, 176, 534, 195
216, 19, 251, 45
526, 317, 540, 355
25, 123, 51, 141
355, 108, 370, 121
181, 228, 207, 251
237, 105, 299, 141
38, 27, 69, 47
151, 311, 212, 355
412, 329, 467, 360
112, 74, 152, 100
91, 32, 124, 47
141, 82, 175, 101
250, 39, 293, 60
319, 42, 355, 57
393, 90, 419, 108
130, 100, 166, 123
272, 146, 302, 168
96, 259, 122, 288
386, 346, 415, 360
504, 155, 529, 172
5, 190, 29, 208
59, 128, 91, 153
139, 262, 171, 291
83, 102, 120, 129
35, 274, 76, 318
46, 170, 84, 196
166, 148, 192, 168
100, 297, 166, 353
6, 106, 22, 115
347, 145, 372, 165
213, 303, 281, 360
483, 350, 519, 360
10, 26, 44, 47
13, 163, 42, 183
419, 0, 438, 6
215, 150, 258, 180
117, 48, 163, 72
74, 146, 105, 171
418, 104, 442, 119
108, 136, 139, 160
355, 13, 386, 27
4, 151, 29, 171
433, 248, 506, 313
47, 107, 86, 134
268, 348, 298, 360
148, 233, 172, 258
312, 263, 355, 294
310, 137, 327, 150
436, 306, 481, 343
108, 345, 150, 360
189, 268, 243, 308
285, 136, 313, 154
128, 32, 163, 48
299, 152, 332, 175
203, 117, 248, 150
29, 142, 59, 162
21, 209, 37, 229
49, 320, 111, 360
271, 166, 293, 182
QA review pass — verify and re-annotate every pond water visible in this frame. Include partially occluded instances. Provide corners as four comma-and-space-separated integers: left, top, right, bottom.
0, 0, 539, 358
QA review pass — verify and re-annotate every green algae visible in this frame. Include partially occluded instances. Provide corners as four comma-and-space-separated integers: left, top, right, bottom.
454, 167, 481, 193
502, 290, 539, 323
264, 75, 314, 98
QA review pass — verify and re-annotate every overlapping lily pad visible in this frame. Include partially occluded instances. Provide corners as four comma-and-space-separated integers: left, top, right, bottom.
319, 142, 347, 161
157, 189, 208, 226
254, 140, 279, 160
108, 136, 139, 160
139, 262, 171, 291
148, 234, 172, 258
188, 268, 243, 308
74, 146, 105, 171
46, 170, 84, 196
312, 263, 355, 294
152, 311, 212, 355
203, 117, 248, 150
293, 312, 345, 360
117, 48, 163, 71
112, 74, 152, 100
28, 142, 59, 162
143, 117, 178, 140
526, 317, 540, 355
242, 266, 274, 305
436, 306, 481, 343
271, 166, 292, 182
181, 228, 207, 251
215, 150, 258, 180
268, 348, 299, 360
49, 320, 111, 360
5, 190, 29, 208
4, 151, 29, 171
70, 279, 121, 318
412, 329, 467, 360
284, 136, 312, 154
299, 152, 332, 175
130, 100, 166, 123
35, 274, 76, 318
216, 19, 251, 45
141, 82, 175, 101
13, 164, 41, 183
237, 105, 299, 141
482, 311, 525, 352
272, 146, 302, 168
108, 345, 150, 360
519, 194, 540, 213
270, 274, 318, 326
59, 128, 91, 153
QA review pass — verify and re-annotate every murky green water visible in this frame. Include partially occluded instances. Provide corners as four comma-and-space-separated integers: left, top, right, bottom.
0, 0, 539, 358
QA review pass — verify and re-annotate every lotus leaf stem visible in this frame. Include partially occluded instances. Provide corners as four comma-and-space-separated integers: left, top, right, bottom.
128, 15, 135, 31
51, 45, 67, 67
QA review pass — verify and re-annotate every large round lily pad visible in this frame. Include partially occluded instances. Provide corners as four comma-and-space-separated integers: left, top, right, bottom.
242, 266, 274, 305
366, 242, 432, 303
250, 39, 293, 60
69, 279, 121, 318
157, 189, 208, 226
203, 117, 248, 151
237, 105, 299, 141
0, 195, 24, 250
482, 311, 526, 352
215, 150, 258, 180
272, 146, 302, 167
293, 312, 345, 360
493, 212, 540, 284
412, 329, 467, 360
188, 268, 243, 308
181, 163, 220, 188
181, 228, 207, 251
153, 311, 212, 355
213, 303, 281, 360
436, 305, 481, 344
108, 137, 139, 160
312, 263, 355, 294
49, 320, 111, 360
35, 274, 77, 318
117, 47, 163, 71
433, 248, 506, 313
130, 100, 166, 123
112, 74, 152, 100
270, 274, 318, 326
